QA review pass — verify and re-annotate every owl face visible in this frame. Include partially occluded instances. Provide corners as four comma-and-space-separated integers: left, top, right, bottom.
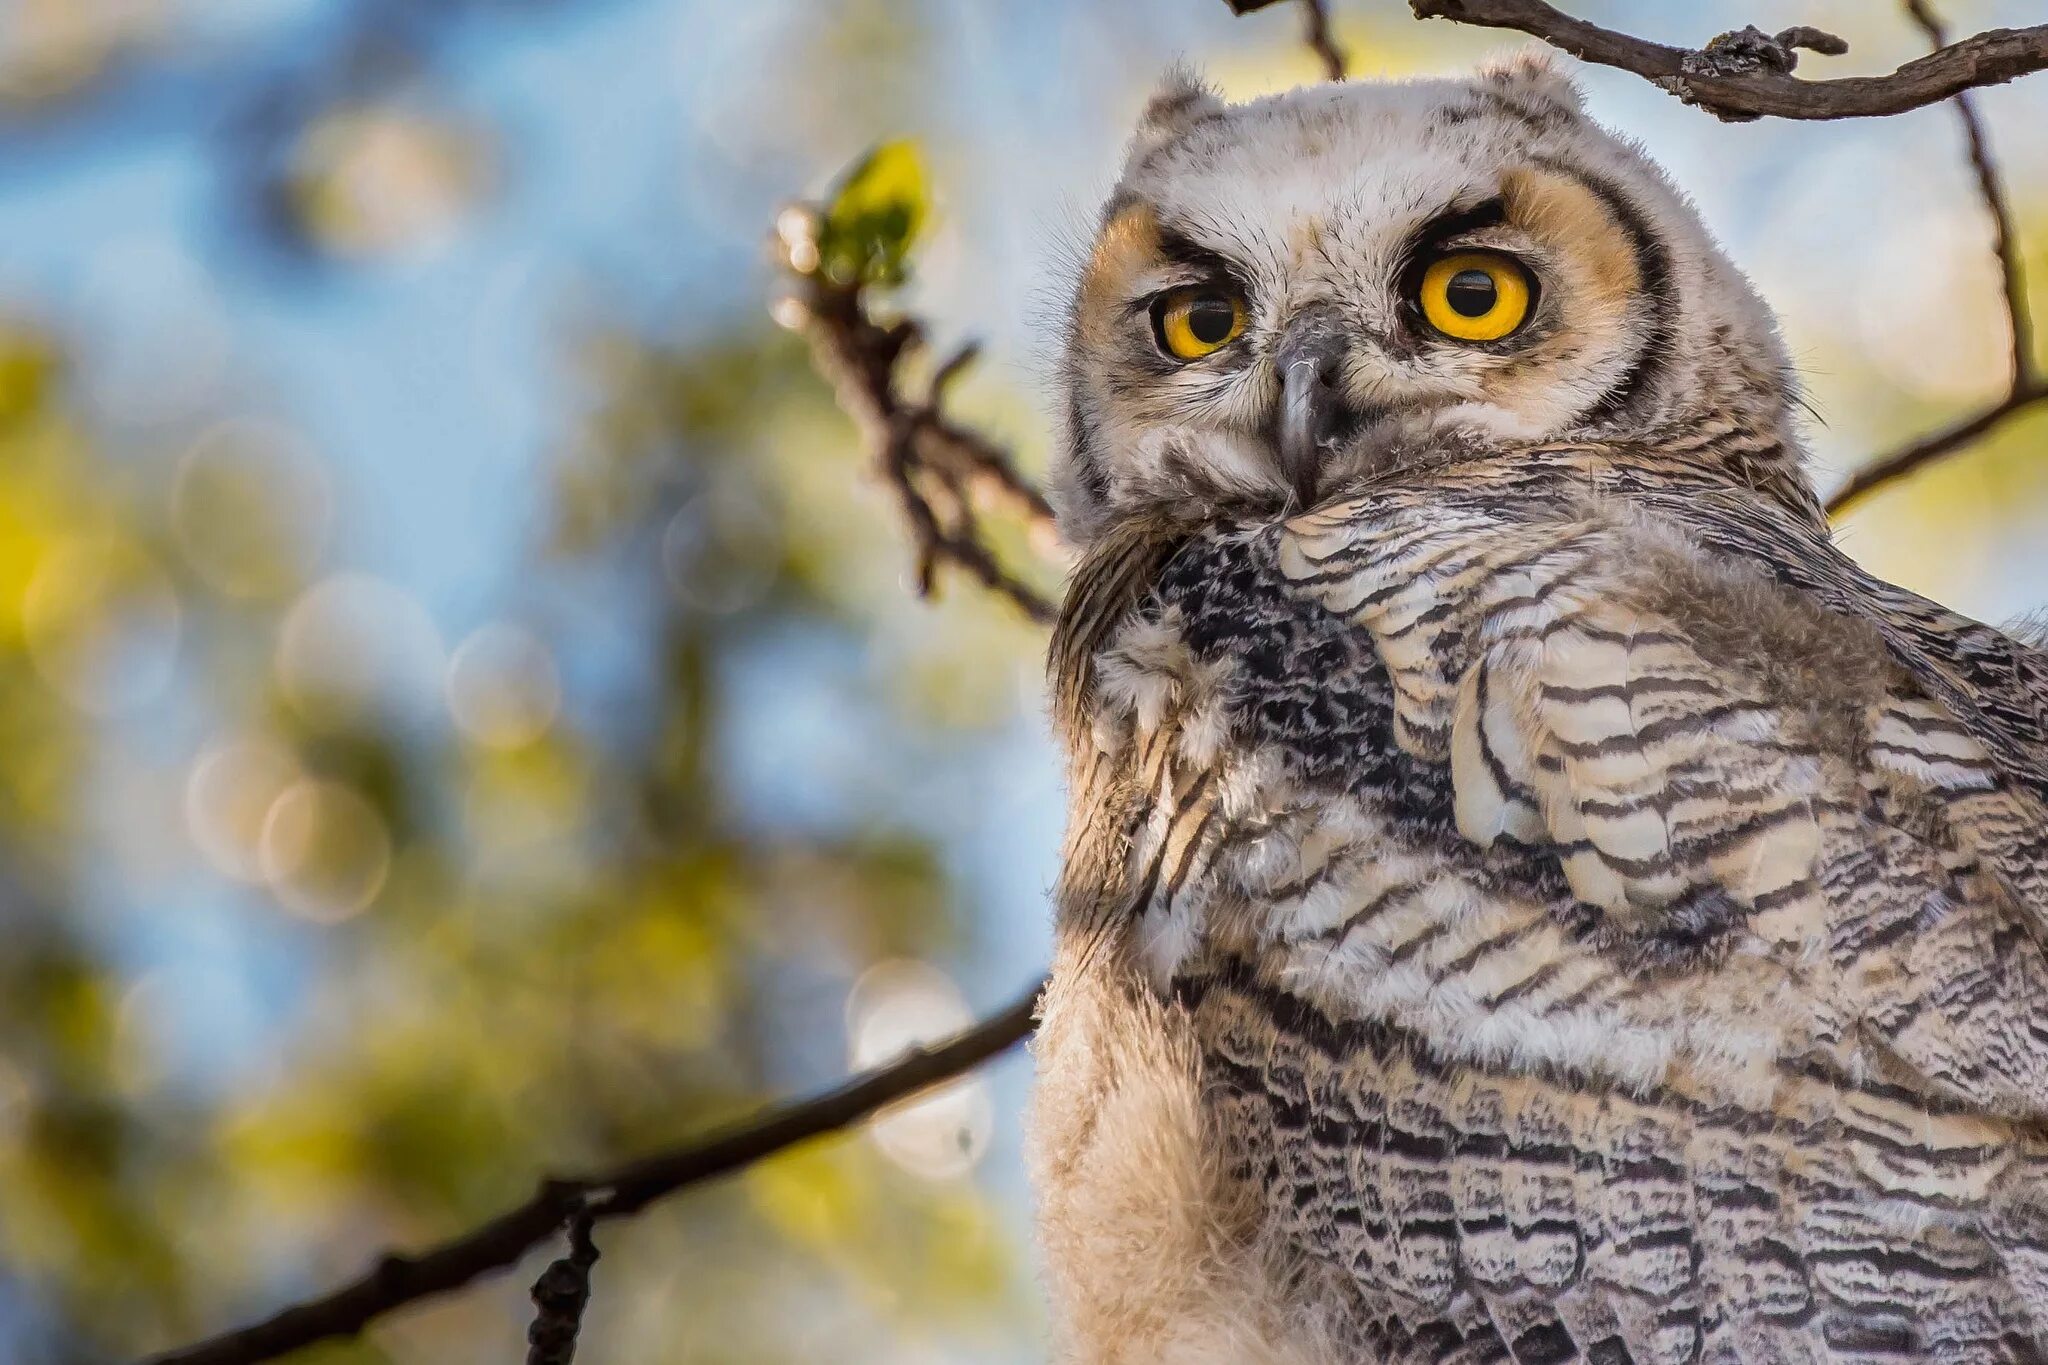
1054, 57, 1800, 544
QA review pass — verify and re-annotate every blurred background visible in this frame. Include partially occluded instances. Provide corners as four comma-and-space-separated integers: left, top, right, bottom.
0, 0, 2043, 1360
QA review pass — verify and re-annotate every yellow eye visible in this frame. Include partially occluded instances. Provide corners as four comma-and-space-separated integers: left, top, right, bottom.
1418, 251, 1532, 342
1154, 288, 1245, 360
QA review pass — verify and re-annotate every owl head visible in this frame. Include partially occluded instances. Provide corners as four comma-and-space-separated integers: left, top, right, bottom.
1053, 56, 1807, 545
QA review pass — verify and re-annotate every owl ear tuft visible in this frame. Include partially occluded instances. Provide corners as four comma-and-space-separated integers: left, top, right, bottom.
1479, 47, 1586, 116
1128, 64, 1225, 161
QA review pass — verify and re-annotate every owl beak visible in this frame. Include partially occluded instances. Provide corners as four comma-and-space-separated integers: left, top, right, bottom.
1274, 317, 1351, 509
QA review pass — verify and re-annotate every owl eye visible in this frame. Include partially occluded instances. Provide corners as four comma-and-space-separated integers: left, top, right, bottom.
1152, 288, 1246, 361
1417, 251, 1533, 343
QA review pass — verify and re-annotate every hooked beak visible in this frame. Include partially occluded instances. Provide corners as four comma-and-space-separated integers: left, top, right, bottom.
1274, 312, 1354, 509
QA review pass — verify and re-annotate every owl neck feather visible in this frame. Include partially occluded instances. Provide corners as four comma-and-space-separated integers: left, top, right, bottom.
1049, 514, 1188, 758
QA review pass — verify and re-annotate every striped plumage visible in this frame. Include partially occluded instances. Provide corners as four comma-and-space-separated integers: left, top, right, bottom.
1030, 58, 2048, 1365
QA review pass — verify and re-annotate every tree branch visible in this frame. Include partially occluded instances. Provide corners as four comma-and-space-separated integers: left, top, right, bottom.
1825, 0, 2044, 517
1406, 0, 2048, 122
137, 984, 1042, 1365
1220, 0, 1346, 79
1902, 0, 2035, 394
1824, 388, 2044, 517
774, 209, 1059, 626
525, 1215, 600, 1365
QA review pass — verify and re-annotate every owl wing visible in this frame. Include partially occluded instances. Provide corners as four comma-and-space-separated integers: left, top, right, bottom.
1273, 474, 2048, 1119
1064, 455, 2048, 1361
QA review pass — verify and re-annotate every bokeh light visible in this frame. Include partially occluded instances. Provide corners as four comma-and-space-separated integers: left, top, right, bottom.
846, 959, 994, 1182
113, 964, 260, 1097
0, 0, 164, 106
257, 777, 393, 923
662, 483, 784, 615
275, 572, 446, 724
185, 731, 303, 883
171, 418, 332, 600
445, 622, 561, 749
287, 105, 490, 260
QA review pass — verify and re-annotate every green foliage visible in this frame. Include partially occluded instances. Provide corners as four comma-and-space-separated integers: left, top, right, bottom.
817, 141, 929, 288
0, 186, 1033, 1365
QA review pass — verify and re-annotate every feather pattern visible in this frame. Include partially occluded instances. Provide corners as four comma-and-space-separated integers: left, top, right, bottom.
1035, 445, 2048, 1364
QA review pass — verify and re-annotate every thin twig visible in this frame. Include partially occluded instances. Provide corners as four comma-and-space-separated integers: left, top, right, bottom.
137, 983, 1040, 1365
525, 1215, 600, 1365
1405, 0, 2048, 121
1221, 0, 1347, 79
1826, 1, 2044, 517
929, 341, 981, 401
1903, 0, 2034, 392
1300, 0, 1347, 81
775, 209, 1059, 625
1825, 390, 2043, 517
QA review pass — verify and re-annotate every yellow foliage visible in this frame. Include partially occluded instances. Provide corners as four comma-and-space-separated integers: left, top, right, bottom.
746, 1141, 874, 1250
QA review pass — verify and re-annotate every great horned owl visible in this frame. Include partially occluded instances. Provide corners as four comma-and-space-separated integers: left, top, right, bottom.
1029, 56, 2048, 1365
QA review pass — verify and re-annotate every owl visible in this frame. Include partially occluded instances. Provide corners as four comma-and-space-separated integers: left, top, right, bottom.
1028, 55, 2048, 1365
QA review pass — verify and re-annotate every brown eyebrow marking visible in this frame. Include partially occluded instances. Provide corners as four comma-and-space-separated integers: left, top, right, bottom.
1529, 155, 1674, 424
1077, 202, 1165, 344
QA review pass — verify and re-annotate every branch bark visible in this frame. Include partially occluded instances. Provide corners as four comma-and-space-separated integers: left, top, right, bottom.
1221, 0, 1346, 79
137, 984, 1041, 1365
1406, 0, 2048, 122
1824, 387, 2045, 517
525, 1215, 600, 1365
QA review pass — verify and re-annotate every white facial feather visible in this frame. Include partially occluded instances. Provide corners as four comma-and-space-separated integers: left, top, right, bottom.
1055, 53, 1802, 546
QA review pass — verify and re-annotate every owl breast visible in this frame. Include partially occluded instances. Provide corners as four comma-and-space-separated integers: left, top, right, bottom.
1055, 463, 2048, 1364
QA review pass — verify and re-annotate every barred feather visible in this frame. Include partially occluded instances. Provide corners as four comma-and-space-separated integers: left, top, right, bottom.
1035, 445, 2048, 1364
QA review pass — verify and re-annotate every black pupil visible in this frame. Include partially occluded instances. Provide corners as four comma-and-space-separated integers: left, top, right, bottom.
1445, 269, 1498, 317
1185, 297, 1235, 345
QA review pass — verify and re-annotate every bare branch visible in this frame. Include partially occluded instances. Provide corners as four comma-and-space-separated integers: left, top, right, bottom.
1221, 0, 1347, 79
138, 983, 1042, 1365
1406, 0, 2048, 121
1825, 0, 2044, 517
928, 341, 981, 403
1300, 0, 1347, 81
1903, 0, 2035, 393
774, 209, 1059, 626
1825, 390, 2042, 518
525, 1215, 600, 1365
